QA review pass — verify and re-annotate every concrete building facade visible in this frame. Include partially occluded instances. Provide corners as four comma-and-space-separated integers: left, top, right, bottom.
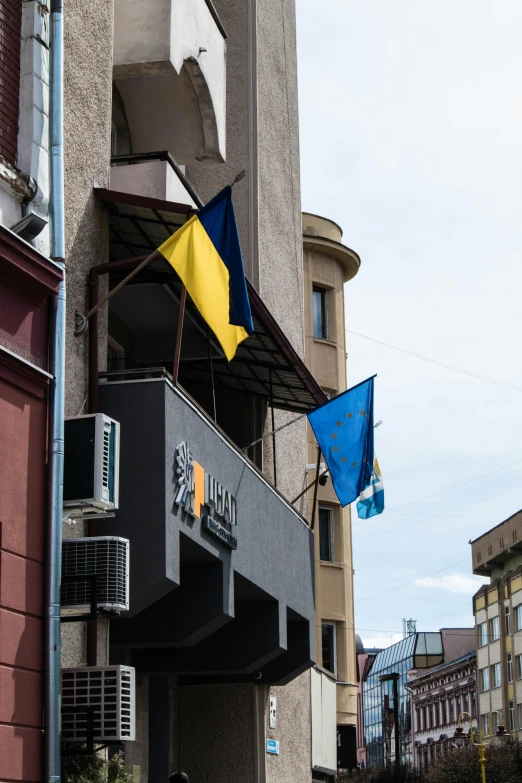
59, 1, 319, 782
302, 212, 361, 778
472, 509, 522, 739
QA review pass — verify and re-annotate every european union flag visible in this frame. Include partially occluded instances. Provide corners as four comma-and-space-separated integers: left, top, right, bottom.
307, 377, 375, 507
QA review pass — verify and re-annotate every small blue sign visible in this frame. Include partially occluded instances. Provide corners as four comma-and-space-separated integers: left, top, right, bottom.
266, 739, 279, 755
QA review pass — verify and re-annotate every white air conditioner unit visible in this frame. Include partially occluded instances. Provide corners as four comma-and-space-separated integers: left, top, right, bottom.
61, 536, 129, 615
63, 413, 120, 511
61, 665, 135, 742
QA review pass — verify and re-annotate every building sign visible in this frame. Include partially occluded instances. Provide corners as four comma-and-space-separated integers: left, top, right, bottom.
266, 739, 279, 755
174, 442, 237, 548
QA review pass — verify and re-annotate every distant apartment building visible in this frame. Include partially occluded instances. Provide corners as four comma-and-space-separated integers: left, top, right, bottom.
407, 650, 476, 771
472, 509, 522, 739
360, 628, 475, 768
302, 212, 361, 779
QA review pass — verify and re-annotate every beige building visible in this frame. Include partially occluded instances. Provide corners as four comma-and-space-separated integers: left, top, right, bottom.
302, 213, 361, 776
472, 509, 522, 739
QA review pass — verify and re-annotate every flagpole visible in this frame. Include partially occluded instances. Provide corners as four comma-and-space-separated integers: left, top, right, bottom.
85, 249, 161, 319
310, 448, 322, 530
207, 324, 217, 421
291, 465, 328, 506
172, 285, 186, 384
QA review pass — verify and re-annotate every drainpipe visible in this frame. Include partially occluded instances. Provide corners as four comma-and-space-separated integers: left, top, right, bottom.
46, 0, 65, 780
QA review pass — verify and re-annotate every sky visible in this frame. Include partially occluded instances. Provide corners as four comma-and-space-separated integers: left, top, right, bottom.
296, 0, 522, 649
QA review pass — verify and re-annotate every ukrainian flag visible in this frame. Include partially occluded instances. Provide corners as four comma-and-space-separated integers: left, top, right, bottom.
158, 186, 254, 361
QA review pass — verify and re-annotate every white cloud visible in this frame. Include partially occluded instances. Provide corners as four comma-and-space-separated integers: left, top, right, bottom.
415, 572, 484, 595
360, 633, 403, 651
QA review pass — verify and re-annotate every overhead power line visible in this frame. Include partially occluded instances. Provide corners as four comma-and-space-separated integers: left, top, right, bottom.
346, 328, 522, 393
355, 556, 470, 604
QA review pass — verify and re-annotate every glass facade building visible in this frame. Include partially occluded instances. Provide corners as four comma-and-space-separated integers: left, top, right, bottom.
363, 633, 444, 768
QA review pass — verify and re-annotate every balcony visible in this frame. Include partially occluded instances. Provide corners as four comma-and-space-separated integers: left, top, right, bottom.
98, 375, 316, 685
113, 0, 226, 163
110, 152, 202, 210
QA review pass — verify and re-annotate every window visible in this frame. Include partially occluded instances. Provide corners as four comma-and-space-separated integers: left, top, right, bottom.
321, 622, 337, 676
509, 700, 515, 732
471, 692, 476, 717
489, 616, 500, 641
422, 706, 427, 730
440, 699, 446, 725
107, 336, 124, 372
462, 693, 469, 715
318, 507, 334, 562
490, 662, 501, 689
518, 704, 522, 731
505, 605, 512, 636
507, 652, 513, 684
517, 653, 522, 680
480, 667, 489, 692
490, 711, 499, 734
480, 714, 489, 737
478, 622, 488, 647
515, 604, 522, 632
312, 286, 328, 339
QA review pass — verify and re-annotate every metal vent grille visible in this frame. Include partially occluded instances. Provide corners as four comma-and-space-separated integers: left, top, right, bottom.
61, 537, 129, 613
61, 666, 135, 742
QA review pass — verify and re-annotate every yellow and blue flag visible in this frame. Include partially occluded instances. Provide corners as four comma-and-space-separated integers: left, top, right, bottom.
158, 186, 254, 361
357, 456, 384, 519
307, 377, 375, 507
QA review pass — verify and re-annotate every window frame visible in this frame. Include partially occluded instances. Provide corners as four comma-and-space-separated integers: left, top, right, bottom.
505, 604, 512, 636
480, 667, 489, 692
318, 506, 334, 563
312, 285, 328, 340
516, 653, 522, 680
478, 622, 488, 647
321, 621, 337, 677
515, 604, 522, 632
507, 652, 513, 684
490, 662, 501, 689
509, 700, 515, 732
518, 703, 522, 731
488, 615, 500, 642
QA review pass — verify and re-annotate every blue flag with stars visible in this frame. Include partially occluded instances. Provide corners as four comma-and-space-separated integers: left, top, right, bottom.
307, 377, 374, 507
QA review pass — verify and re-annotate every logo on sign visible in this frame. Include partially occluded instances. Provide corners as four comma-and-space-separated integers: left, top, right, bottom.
174, 442, 237, 548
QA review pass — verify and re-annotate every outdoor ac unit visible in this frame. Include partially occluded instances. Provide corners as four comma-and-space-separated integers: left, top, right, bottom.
61, 536, 129, 615
63, 413, 120, 511
61, 665, 135, 742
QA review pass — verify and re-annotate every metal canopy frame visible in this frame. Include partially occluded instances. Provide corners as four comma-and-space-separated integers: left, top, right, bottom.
94, 189, 327, 414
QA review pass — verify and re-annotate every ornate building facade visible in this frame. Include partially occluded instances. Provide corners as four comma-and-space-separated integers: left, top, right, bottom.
408, 650, 477, 771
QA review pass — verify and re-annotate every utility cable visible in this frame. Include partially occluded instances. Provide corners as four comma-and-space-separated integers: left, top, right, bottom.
346, 328, 522, 394
355, 557, 470, 604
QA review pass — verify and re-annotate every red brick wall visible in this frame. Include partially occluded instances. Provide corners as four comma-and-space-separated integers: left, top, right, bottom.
0, 0, 21, 165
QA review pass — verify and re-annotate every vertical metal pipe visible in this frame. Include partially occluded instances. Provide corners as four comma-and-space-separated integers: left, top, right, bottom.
207, 325, 217, 421
269, 369, 277, 487
172, 286, 186, 384
310, 447, 321, 530
47, 0, 65, 780
87, 270, 99, 665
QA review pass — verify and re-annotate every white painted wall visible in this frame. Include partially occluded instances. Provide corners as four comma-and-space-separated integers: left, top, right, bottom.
113, 0, 226, 161
18, 0, 50, 243
110, 160, 198, 207
311, 668, 337, 775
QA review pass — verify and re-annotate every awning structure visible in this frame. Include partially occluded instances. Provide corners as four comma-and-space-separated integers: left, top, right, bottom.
95, 188, 327, 413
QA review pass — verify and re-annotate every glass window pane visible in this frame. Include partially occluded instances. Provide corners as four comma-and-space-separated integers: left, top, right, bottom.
319, 507, 333, 561
313, 287, 327, 339
322, 622, 336, 675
